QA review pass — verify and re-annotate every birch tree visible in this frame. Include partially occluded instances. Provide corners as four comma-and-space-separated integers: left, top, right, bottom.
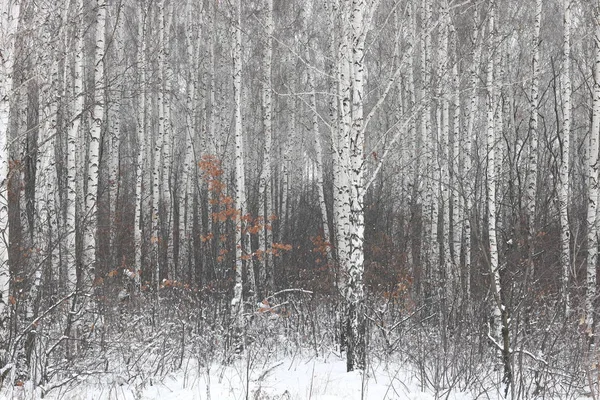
104, 0, 123, 273
486, 2, 512, 391
161, 1, 174, 279
231, 0, 245, 334
438, 0, 452, 307
83, 0, 106, 286
346, 0, 367, 371
450, 21, 462, 296
330, 0, 379, 372
63, 0, 84, 340
585, 7, 600, 338
463, 6, 481, 306
560, 0, 572, 315
153, 0, 164, 291
134, 1, 147, 290
258, 0, 274, 296
0, 0, 20, 365
177, 0, 199, 282
527, 0, 542, 284
420, 0, 433, 302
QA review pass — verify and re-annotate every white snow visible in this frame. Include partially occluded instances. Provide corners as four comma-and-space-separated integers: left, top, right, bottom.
1, 355, 531, 400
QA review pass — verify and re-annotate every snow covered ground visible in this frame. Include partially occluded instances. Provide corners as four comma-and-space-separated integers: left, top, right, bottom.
3, 355, 526, 400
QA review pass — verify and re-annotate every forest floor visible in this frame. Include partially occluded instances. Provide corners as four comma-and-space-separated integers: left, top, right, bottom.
2, 353, 572, 400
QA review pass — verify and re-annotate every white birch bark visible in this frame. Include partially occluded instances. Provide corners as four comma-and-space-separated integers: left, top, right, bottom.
585, 13, 600, 338
179, 0, 198, 282
232, 0, 244, 331
486, 0, 502, 347
327, 0, 346, 302
560, 0, 572, 314
83, 0, 106, 285
450, 22, 462, 287
527, 0, 542, 283
346, 0, 368, 372
108, 0, 124, 267
463, 7, 481, 305
162, 0, 174, 278
258, 0, 274, 295
438, 0, 452, 304
420, 0, 433, 296
65, 0, 84, 295
0, 0, 19, 327
486, 4, 512, 389
431, 106, 440, 284
154, 0, 165, 289
405, 1, 417, 272
335, 0, 352, 302
134, 1, 147, 290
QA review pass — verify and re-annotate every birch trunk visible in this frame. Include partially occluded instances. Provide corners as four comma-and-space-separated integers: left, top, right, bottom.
560, 0, 572, 315
463, 7, 481, 306
0, 0, 20, 332
420, 0, 433, 303
108, 0, 124, 271
258, 0, 274, 296
308, 45, 333, 265
154, 0, 165, 290
486, 3, 512, 391
450, 22, 462, 295
232, 0, 245, 333
64, 0, 84, 299
438, 0, 451, 306
346, 0, 368, 372
585, 13, 600, 338
83, 0, 106, 286
134, 2, 147, 290
162, 1, 174, 279
487, 0, 501, 351
527, 0, 542, 284
405, 1, 417, 274
178, 0, 199, 283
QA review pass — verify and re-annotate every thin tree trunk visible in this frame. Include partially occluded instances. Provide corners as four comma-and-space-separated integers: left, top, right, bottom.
346, 0, 368, 372
486, 3, 512, 392
154, 0, 165, 292
527, 0, 542, 288
232, 0, 245, 336
162, 0, 174, 280
0, 0, 20, 338
134, 1, 147, 291
420, 0, 433, 306
107, 0, 124, 273
307, 45, 333, 265
258, 0, 274, 297
83, 0, 106, 288
62, 0, 84, 355
438, 0, 451, 309
463, 6, 481, 308
585, 11, 600, 339
560, 0, 572, 315
450, 21, 462, 305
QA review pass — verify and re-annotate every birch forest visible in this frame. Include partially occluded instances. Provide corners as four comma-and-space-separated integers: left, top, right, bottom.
1, 0, 600, 398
